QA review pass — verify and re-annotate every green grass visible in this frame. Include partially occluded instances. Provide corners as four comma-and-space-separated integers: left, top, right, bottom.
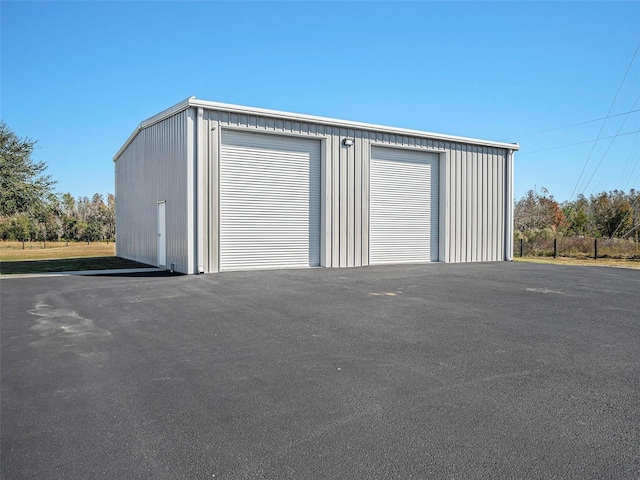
0, 256, 153, 275
0, 240, 156, 275
0, 240, 116, 261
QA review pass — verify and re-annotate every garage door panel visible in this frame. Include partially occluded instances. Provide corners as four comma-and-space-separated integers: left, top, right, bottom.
220, 130, 321, 271
370, 147, 439, 265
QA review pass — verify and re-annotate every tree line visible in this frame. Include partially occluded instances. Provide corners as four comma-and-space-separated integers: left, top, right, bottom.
0, 121, 115, 245
514, 187, 640, 241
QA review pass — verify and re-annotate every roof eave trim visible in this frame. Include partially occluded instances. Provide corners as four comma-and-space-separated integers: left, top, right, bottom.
113, 97, 194, 162
189, 98, 520, 151
114, 96, 519, 162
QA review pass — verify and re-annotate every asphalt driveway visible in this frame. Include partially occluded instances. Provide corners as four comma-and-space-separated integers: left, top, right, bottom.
2, 263, 639, 479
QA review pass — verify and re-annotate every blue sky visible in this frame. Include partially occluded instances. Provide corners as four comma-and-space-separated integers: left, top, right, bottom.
2, 1, 639, 203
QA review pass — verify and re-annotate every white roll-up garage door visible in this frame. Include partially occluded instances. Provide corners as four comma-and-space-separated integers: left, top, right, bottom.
219, 130, 321, 271
369, 146, 439, 264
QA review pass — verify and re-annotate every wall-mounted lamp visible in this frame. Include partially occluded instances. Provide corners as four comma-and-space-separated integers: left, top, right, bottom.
342, 138, 354, 147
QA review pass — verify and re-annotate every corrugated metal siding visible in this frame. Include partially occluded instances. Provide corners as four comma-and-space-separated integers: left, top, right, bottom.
204, 109, 510, 268
442, 145, 507, 262
115, 110, 190, 272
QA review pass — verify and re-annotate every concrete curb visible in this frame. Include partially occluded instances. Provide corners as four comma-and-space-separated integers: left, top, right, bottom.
0, 268, 165, 279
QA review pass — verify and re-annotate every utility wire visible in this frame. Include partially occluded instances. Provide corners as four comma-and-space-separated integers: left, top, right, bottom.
621, 220, 640, 239
621, 131, 640, 190
569, 43, 640, 202
581, 94, 640, 195
517, 129, 640, 156
611, 193, 640, 238
619, 68, 640, 112
591, 65, 640, 193
625, 151, 640, 191
502, 108, 640, 141
617, 68, 640, 187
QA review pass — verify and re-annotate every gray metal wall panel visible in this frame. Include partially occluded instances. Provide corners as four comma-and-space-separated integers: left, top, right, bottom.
339, 127, 348, 267
347, 129, 355, 267
354, 133, 363, 267
331, 133, 340, 267
198, 109, 513, 268
505, 151, 515, 261
115, 111, 189, 272
361, 134, 370, 266
430, 144, 509, 263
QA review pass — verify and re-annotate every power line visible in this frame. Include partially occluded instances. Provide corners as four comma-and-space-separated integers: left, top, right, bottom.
625, 152, 640, 191
621, 220, 640, 239
619, 68, 640, 111
611, 193, 640, 238
620, 131, 640, 190
630, 168, 640, 193
569, 43, 640, 202
502, 108, 640, 141
582, 94, 640, 195
590, 62, 640, 194
517, 129, 640, 156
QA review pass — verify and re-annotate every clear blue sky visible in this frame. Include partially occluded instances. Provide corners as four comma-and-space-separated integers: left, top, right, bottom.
2, 1, 639, 203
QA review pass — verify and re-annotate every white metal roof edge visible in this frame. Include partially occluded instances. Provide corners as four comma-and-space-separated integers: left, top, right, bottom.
114, 96, 519, 161
113, 97, 194, 162
190, 98, 519, 151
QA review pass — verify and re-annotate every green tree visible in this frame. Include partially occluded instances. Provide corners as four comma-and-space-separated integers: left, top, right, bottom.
60, 193, 77, 245
563, 194, 590, 236
85, 220, 103, 243
0, 121, 56, 217
62, 216, 76, 245
61, 193, 76, 215
76, 220, 88, 243
105, 193, 115, 241
5, 213, 33, 248
591, 191, 633, 238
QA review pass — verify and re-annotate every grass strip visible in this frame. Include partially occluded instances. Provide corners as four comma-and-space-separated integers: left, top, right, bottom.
0, 257, 153, 275
514, 257, 640, 269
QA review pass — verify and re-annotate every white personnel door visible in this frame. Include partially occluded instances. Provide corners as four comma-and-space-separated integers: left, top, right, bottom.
157, 201, 166, 268
369, 147, 439, 264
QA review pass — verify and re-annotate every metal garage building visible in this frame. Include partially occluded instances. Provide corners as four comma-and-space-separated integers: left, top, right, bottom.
114, 97, 519, 274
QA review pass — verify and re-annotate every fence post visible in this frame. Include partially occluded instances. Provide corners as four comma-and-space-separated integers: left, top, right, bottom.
594, 238, 598, 260
520, 238, 523, 257
553, 238, 557, 258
